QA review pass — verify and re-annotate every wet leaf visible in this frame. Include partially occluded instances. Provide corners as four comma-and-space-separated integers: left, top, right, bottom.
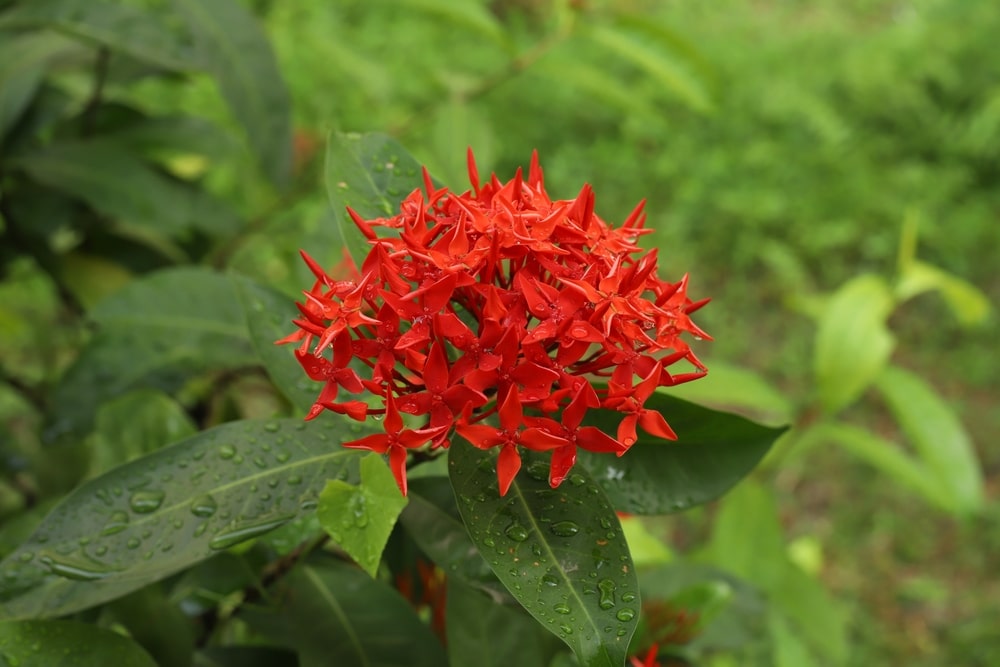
317, 453, 408, 577
325, 132, 427, 268
577, 392, 783, 514
0, 417, 374, 620
449, 442, 639, 667
0, 619, 156, 666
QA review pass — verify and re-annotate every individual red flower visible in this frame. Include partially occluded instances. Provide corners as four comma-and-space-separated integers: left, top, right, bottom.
279, 149, 709, 495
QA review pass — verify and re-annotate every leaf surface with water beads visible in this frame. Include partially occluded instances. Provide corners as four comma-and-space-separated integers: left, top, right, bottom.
449, 441, 639, 667
0, 417, 376, 620
317, 453, 408, 577
577, 391, 784, 514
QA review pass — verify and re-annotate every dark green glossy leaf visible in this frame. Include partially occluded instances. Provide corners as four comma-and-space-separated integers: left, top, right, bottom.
0, 619, 156, 666
324, 132, 427, 268
399, 476, 504, 598
12, 140, 240, 237
577, 392, 784, 514
171, 0, 292, 189
0, 32, 79, 140
106, 586, 195, 667
0, 0, 198, 71
44, 267, 255, 444
317, 453, 408, 577
446, 578, 560, 667
449, 443, 639, 667
249, 559, 447, 667
232, 275, 315, 414
0, 417, 373, 619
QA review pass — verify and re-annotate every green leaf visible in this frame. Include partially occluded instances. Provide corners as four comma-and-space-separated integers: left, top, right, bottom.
104, 115, 236, 162
325, 132, 428, 268
446, 578, 559, 667
248, 559, 447, 667
44, 267, 256, 443
170, 0, 293, 189
317, 453, 408, 577
0, 417, 372, 619
88, 389, 198, 477
0, 32, 79, 140
813, 274, 896, 414
232, 275, 316, 414
638, 563, 768, 654
448, 443, 639, 667
399, 476, 506, 597
583, 23, 713, 113
0, 0, 198, 71
0, 619, 156, 667
769, 614, 819, 667
105, 586, 195, 667
896, 259, 992, 327
802, 422, 952, 511
577, 392, 783, 514
707, 482, 848, 664
661, 359, 793, 424
399, 0, 511, 50
12, 139, 240, 236
707, 481, 786, 590
875, 366, 983, 514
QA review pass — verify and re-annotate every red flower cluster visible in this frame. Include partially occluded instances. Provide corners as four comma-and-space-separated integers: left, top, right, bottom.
279, 150, 709, 496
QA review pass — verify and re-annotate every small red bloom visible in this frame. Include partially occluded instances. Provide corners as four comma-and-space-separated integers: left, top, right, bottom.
279, 149, 709, 495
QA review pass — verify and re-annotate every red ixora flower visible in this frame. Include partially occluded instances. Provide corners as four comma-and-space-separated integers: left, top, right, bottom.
278, 149, 710, 495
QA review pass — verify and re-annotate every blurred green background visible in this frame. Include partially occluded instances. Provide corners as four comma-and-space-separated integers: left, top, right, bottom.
2, 0, 997, 664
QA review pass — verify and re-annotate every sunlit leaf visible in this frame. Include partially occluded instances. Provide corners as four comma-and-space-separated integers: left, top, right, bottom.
583, 24, 713, 113
801, 422, 952, 511
317, 453, 408, 577
449, 442, 639, 667
708, 482, 848, 664
325, 132, 427, 268
577, 392, 783, 514
400, 0, 511, 50
876, 366, 983, 514
896, 259, 992, 327
171, 0, 293, 189
813, 274, 896, 414
0, 417, 372, 619
661, 359, 793, 424
0, 619, 156, 666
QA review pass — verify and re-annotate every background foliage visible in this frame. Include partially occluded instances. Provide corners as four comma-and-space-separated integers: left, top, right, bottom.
1, 0, 997, 665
